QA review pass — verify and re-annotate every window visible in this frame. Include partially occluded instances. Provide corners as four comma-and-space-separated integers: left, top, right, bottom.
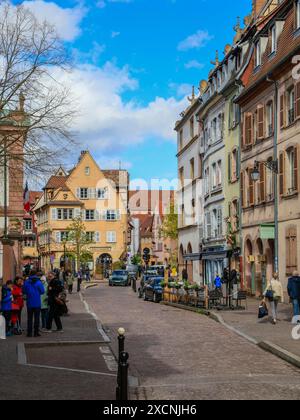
190, 158, 195, 180
286, 227, 298, 275
255, 40, 261, 67
190, 117, 194, 138
212, 163, 217, 189
271, 25, 277, 53
217, 161, 222, 186
179, 130, 183, 150
85, 167, 90, 176
287, 147, 299, 193
266, 101, 274, 136
297, 0, 300, 29
205, 212, 211, 239
288, 87, 295, 125
80, 188, 88, 200
57, 208, 74, 220
57, 231, 69, 242
217, 208, 223, 237
105, 210, 120, 221
244, 113, 253, 146
97, 188, 108, 200
106, 231, 117, 243
24, 219, 32, 231
85, 210, 95, 221
266, 158, 275, 201
257, 105, 265, 140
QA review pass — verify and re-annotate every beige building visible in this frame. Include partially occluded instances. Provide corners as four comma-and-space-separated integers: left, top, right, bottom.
33, 151, 129, 274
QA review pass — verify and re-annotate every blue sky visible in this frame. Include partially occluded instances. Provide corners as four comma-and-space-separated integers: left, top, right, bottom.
17, 0, 252, 185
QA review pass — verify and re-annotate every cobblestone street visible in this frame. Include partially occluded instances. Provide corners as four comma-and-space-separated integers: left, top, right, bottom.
83, 284, 300, 400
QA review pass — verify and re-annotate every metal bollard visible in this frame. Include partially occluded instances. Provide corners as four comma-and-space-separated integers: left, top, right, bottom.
116, 328, 126, 400
119, 351, 129, 401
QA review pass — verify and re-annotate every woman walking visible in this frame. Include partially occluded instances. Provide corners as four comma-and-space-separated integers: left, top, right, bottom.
66, 271, 74, 294
46, 272, 64, 333
263, 273, 283, 325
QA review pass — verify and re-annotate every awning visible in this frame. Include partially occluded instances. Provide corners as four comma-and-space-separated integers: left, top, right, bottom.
201, 250, 229, 261
183, 253, 202, 262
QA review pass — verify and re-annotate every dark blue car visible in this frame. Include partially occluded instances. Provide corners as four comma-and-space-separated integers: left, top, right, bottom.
143, 277, 164, 303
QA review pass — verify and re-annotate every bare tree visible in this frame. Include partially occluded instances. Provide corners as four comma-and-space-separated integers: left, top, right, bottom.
0, 1, 78, 180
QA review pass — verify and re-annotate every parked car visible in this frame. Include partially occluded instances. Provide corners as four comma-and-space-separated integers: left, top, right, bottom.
109, 270, 130, 287
143, 277, 164, 303
138, 273, 158, 298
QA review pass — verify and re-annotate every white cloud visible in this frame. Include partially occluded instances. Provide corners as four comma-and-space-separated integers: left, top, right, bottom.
185, 60, 205, 70
21, 0, 87, 41
52, 62, 186, 158
178, 30, 213, 51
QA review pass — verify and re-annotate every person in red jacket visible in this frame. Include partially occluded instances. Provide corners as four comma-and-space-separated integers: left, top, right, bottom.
11, 276, 24, 335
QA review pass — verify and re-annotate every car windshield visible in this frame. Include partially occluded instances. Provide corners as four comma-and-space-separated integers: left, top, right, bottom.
113, 271, 127, 276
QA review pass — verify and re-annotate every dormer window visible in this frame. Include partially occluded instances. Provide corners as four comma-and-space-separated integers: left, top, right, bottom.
297, 0, 300, 29
85, 166, 90, 176
271, 25, 277, 53
255, 40, 261, 67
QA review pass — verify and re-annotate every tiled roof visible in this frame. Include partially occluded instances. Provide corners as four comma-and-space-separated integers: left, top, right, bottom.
132, 214, 154, 237
29, 191, 42, 205
102, 170, 129, 187
44, 176, 67, 190
243, 4, 300, 94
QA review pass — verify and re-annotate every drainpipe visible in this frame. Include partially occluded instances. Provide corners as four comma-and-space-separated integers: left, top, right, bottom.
266, 74, 279, 274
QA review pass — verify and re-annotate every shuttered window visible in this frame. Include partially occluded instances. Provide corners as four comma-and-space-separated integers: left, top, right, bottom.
245, 114, 253, 146
294, 146, 299, 192
286, 227, 298, 275
296, 81, 300, 119
259, 162, 266, 202
241, 171, 245, 208
249, 170, 255, 206
279, 152, 285, 196
280, 94, 285, 128
257, 105, 265, 140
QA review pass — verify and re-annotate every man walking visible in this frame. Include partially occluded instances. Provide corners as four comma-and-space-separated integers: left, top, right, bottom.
287, 271, 300, 323
23, 271, 45, 337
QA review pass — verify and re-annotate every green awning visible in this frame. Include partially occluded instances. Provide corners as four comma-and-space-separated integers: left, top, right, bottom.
260, 224, 275, 240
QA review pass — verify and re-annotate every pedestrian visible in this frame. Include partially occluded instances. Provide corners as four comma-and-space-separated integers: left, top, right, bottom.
85, 267, 91, 282
77, 269, 82, 293
66, 270, 74, 294
40, 272, 49, 331
23, 271, 45, 337
214, 273, 222, 290
1, 280, 13, 337
12, 277, 24, 335
263, 272, 283, 325
46, 272, 64, 333
287, 270, 300, 323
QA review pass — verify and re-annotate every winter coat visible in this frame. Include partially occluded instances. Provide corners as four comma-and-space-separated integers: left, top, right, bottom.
214, 276, 222, 288
1, 286, 12, 311
264, 278, 283, 302
48, 279, 64, 306
23, 276, 45, 309
12, 285, 24, 311
40, 277, 49, 310
287, 276, 300, 300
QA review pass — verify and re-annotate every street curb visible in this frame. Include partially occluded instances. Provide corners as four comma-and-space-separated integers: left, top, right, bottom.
79, 292, 110, 343
258, 341, 300, 369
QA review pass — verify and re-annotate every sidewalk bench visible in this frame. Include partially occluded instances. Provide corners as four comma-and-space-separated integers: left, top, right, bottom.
233, 290, 248, 309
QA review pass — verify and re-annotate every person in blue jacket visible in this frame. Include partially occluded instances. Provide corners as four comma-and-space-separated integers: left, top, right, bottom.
23, 271, 45, 337
1, 280, 13, 336
287, 270, 300, 321
214, 274, 223, 290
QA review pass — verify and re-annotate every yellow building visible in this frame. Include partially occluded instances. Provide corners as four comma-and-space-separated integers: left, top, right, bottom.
33, 151, 129, 275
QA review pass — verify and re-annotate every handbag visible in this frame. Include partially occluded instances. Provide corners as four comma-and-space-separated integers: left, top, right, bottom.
258, 301, 269, 319
55, 297, 65, 306
265, 284, 274, 301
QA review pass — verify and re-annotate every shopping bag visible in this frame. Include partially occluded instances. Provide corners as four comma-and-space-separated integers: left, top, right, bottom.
258, 302, 268, 319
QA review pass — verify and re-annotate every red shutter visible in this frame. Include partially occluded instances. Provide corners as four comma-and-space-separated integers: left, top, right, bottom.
296, 82, 300, 119
279, 152, 285, 197
294, 146, 299, 192
257, 105, 265, 139
280, 94, 285, 128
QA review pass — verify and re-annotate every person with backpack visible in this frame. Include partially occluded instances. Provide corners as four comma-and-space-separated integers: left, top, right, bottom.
263, 272, 283, 325
1, 280, 13, 337
23, 271, 45, 337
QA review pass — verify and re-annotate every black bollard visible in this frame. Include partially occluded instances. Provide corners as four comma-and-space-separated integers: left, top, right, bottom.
120, 351, 129, 401
116, 328, 126, 400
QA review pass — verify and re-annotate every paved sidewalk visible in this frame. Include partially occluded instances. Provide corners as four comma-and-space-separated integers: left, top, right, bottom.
0, 291, 116, 400
213, 299, 300, 361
